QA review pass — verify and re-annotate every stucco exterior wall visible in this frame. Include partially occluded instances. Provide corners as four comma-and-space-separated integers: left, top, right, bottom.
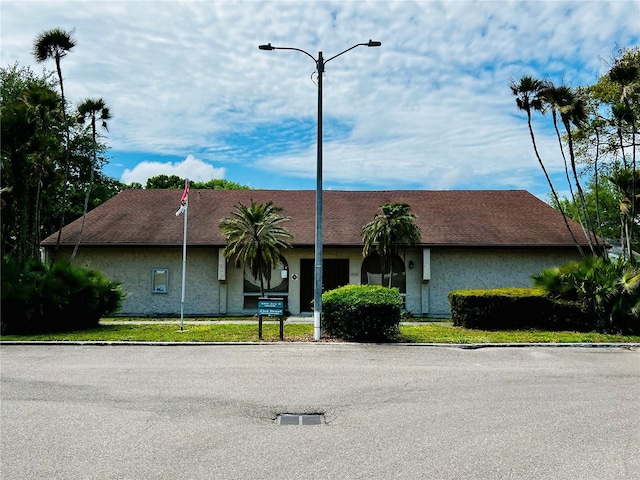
51, 245, 580, 318
425, 248, 582, 317
59, 247, 220, 316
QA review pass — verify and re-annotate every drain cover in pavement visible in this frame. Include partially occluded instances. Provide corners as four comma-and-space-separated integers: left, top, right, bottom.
276, 414, 324, 425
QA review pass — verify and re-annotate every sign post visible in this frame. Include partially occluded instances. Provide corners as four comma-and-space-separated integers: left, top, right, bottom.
258, 297, 285, 340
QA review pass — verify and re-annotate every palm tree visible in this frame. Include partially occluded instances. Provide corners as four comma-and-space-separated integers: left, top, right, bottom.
219, 200, 293, 296
510, 75, 584, 254
33, 27, 76, 262
542, 84, 597, 254
609, 168, 640, 261
23, 82, 61, 259
70, 98, 112, 262
609, 62, 639, 259
361, 202, 421, 288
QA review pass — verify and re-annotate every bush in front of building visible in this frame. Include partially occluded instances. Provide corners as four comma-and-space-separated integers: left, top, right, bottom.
448, 288, 592, 331
322, 284, 403, 341
1, 256, 126, 334
533, 257, 640, 335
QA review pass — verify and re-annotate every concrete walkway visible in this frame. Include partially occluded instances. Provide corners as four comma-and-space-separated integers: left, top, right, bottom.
100, 316, 451, 326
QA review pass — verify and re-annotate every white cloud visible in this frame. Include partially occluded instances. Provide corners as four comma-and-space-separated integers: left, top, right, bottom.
1, 0, 637, 197
121, 155, 225, 186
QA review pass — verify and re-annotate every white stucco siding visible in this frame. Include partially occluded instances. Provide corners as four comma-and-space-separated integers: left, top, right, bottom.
65, 247, 220, 316
426, 248, 582, 317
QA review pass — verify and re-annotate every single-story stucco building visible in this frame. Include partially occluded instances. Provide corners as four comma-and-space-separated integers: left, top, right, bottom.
41, 189, 595, 317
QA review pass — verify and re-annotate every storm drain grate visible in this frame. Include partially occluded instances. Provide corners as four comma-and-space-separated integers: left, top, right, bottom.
276, 414, 324, 426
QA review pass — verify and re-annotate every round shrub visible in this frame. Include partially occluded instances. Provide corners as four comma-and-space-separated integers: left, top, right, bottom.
322, 284, 403, 341
1, 256, 126, 335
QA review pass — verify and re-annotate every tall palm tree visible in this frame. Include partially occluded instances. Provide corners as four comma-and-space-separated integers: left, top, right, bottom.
70, 98, 111, 262
609, 62, 639, 259
510, 75, 584, 254
33, 27, 76, 262
609, 168, 640, 261
23, 83, 61, 259
219, 200, 293, 296
543, 85, 578, 214
542, 84, 597, 253
361, 202, 421, 287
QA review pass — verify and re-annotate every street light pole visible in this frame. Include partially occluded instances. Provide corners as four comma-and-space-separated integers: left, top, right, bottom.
315, 50, 324, 342
259, 40, 381, 340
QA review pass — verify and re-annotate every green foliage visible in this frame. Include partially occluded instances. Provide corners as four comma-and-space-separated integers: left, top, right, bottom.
447, 288, 588, 331
322, 284, 403, 341
552, 174, 624, 241
33, 28, 76, 63
361, 202, 421, 286
1, 60, 123, 263
70, 97, 112, 261
192, 178, 250, 190
513, 47, 640, 257
533, 257, 640, 334
145, 174, 185, 189
1, 256, 125, 334
1, 65, 62, 261
219, 200, 292, 295
144, 174, 251, 190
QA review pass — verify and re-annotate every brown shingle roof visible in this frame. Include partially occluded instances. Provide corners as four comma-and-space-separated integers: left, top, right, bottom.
41, 189, 594, 248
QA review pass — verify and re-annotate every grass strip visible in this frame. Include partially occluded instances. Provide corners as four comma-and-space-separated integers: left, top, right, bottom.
99, 316, 259, 323
398, 324, 640, 344
1, 323, 639, 343
0, 324, 315, 343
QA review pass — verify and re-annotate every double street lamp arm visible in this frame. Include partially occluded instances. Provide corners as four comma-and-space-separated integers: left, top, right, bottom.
259, 40, 382, 72
258, 40, 381, 341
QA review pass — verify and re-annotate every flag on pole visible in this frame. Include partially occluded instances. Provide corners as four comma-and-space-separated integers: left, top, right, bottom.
175, 181, 189, 216
176, 178, 189, 331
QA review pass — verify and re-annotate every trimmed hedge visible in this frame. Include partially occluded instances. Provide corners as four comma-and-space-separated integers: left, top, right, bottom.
448, 288, 593, 331
1, 257, 126, 335
322, 284, 403, 341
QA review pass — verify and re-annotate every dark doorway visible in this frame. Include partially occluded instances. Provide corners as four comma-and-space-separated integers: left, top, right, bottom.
324, 259, 350, 291
300, 259, 350, 313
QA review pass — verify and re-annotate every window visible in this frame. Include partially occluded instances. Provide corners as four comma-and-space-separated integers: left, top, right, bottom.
152, 269, 168, 293
243, 257, 289, 309
361, 253, 406, 293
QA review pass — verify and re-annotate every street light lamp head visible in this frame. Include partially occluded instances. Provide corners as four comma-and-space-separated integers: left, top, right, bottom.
367, 40, 382, 47
259, 43, 274, 50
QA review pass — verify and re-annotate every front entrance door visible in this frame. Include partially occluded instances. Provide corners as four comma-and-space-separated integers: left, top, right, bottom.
300, 259, 350, 313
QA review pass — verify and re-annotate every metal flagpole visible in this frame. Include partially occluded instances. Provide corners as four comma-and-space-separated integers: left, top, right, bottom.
179, 179, 189, 331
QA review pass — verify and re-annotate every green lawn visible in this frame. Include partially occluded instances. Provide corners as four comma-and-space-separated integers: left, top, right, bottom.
398, 324, 640, 344
1, 321, 639, 343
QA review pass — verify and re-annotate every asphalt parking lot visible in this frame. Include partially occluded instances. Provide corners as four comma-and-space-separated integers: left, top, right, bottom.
1, 344, 639, 480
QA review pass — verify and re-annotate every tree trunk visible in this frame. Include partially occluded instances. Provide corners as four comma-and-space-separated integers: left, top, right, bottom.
527, 110, 584, 255
70, 117, 97, 262
52, 57, 71, 264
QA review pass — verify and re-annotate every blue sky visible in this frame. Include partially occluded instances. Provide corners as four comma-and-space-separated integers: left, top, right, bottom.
1, 0, 638, 199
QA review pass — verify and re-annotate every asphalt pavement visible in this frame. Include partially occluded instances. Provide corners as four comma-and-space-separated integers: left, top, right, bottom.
1, 344, 639, 480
